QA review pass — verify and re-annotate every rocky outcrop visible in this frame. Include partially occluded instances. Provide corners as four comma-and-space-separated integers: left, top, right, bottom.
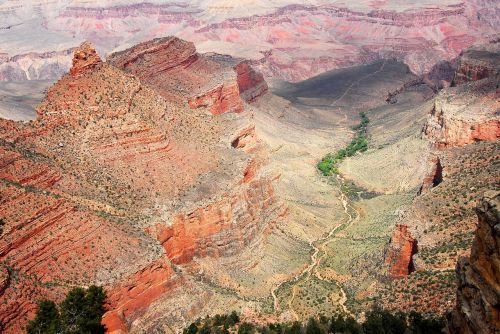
235, 62, 268, 103
418, 155, 443, 194
108, 37, 198, 80
102, 259, 182, 333
449, 191, 500, 334
452, 40, 500, 85
188, 82, 245, 115
156, 175, 280, 265
70, 42, 102, 77
422, 73, 500, 148
385, 224, 418, 278
109, 36, 246, 115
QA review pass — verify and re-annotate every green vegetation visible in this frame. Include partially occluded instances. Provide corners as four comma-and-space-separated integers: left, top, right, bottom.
184, 312, 240, 334
318, 112, 369, 176
183, 307, 444, 334
27, 285, 107, 334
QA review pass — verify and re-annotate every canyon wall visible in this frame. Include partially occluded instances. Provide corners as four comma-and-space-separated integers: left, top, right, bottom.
453, 41, 500, 85
1, 0, 499, 82
418, 156, 443, 195
0, 38, 283, 333
449, 191, 500, 334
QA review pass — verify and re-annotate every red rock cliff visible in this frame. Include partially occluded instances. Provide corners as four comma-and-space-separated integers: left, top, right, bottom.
418, 155, 443, 194
0, 37, 284, 333
109, 36, 246, 115
385, 224, 418, 278
448, 191, 500, 334
452, 40, 500, 85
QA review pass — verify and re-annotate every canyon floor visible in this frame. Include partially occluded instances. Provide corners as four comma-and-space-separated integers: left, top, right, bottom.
0, 37, 498, 333
182, 60, 435, 323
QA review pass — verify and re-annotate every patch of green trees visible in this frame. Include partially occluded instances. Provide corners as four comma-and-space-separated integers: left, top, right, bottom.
27, 285, 107, 334
184, 306, 445, 334
318, 112, 369, 176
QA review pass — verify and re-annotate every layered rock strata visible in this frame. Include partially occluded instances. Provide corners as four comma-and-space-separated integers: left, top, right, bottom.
453, 40, 500, 85
1, 1, 498, 82
0, 39, 282, 333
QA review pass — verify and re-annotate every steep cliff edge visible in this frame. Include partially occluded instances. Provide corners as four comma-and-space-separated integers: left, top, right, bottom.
235, 62, 269, 103
449, 191, 500, 334
422, 42, 500, 148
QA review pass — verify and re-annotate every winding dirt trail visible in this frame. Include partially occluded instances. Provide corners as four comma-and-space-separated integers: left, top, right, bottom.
266, 59, 390, 322
271, 175, 359, 319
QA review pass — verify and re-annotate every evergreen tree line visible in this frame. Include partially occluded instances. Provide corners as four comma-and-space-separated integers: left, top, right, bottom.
184, 306, 445, 334
27, 285, 107, 334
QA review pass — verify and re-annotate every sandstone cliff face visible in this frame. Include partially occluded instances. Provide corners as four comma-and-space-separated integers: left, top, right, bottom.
384, 224, 418, 278
449, 191, 500, 334
0, 39, 282, 333
109, 36, 246, 115
188, 82, 244, 115
102, 259, 182, 333
422, 74, 500, 148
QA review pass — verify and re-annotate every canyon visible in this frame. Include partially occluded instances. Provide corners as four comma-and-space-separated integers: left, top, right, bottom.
0, 11, 499, 334
0, 0, 499, 83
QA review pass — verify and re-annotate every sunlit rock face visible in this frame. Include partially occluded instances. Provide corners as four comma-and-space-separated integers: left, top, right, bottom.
0, 38, 284, 333
1, 0, 499, 82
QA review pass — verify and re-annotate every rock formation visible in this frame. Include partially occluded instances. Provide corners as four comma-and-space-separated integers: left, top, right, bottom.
69, 42, 102, 77
235, 62, 269, 103
188, 83, 245, 115
108, 36, 246, 115
422, 41, 500, 148
0, 38, 283, 333
418, 155, 443, 194
449, 191, 500, 334
384, 224, 418, 278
